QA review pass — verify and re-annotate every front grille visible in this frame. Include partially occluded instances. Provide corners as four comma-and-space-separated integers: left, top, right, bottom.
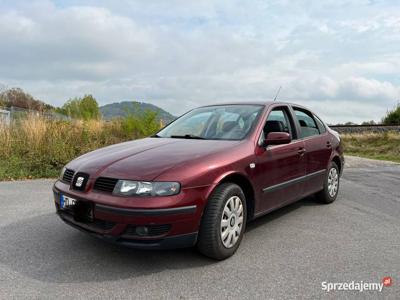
62, 169, 75, 183
124, 224, 171, 237
93, 177, 118, 193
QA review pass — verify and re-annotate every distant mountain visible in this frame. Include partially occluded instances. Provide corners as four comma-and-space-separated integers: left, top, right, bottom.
99, 101, 176, 123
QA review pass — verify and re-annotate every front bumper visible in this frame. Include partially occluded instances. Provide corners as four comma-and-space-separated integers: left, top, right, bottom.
59, 213, 197, 249
53, 181, 208, 249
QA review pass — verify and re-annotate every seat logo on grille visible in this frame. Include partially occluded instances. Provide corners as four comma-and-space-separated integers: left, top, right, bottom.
75, 177, 85, 187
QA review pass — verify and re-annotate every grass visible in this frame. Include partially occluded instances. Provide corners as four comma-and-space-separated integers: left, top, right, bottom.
1, 117, 399, 180
0, 113, 160, 180
341, 131, 400, 163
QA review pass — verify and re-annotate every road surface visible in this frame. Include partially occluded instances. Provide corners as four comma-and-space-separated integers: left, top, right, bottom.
0, 156, 399, 299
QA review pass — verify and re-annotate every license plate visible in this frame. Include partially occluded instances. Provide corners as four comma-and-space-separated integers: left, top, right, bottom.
60, 194, 76, 210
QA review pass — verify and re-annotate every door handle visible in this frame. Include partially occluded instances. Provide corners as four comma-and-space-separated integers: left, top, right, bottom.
326, 141, 332, 148
298, 148, 306, 155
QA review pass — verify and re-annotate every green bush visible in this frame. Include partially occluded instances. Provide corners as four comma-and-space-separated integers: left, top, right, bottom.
121, 109, 159, 138
383, 104, 400, 125
57, 94, 100, 120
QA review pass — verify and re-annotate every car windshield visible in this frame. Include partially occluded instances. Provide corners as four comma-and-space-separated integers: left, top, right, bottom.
156, 105, 263, 140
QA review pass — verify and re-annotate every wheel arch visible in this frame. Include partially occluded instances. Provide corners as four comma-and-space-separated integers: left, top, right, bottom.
207, 172, 256, 221
331, 155, 342, 175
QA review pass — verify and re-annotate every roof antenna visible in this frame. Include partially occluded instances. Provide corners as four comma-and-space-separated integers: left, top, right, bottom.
273, 86, 282, 101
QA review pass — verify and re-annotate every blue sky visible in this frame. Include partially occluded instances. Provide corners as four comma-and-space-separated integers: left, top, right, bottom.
0, 0, 399, 123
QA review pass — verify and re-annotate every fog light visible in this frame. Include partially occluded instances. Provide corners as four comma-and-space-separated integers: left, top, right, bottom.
135, 226, 149, 236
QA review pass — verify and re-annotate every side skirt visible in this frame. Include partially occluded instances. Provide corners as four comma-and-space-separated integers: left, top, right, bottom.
254, 169, 326, 219
262, 169, 326, 194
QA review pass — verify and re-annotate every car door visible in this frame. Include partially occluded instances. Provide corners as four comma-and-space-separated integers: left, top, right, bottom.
254, 106, 307, 215
292, 107, 332, 195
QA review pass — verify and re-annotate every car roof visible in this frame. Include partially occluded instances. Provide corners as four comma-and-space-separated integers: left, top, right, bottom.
198, 101, 320, 117
200, 101, 296, 108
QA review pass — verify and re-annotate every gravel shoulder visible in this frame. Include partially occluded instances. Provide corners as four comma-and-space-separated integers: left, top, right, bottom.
345, 155, 399, 168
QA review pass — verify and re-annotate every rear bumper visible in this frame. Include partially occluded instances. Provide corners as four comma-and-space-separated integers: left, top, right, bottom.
53, 182, 205, 249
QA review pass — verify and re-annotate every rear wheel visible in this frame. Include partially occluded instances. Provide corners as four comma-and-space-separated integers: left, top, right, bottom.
316, 161, 340, 204
197, 183, 247, 260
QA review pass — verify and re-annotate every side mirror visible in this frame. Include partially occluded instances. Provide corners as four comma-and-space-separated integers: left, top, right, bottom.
263, 132, 291, 146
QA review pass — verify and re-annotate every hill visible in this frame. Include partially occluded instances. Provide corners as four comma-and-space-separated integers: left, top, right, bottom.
100, 101, 175, 123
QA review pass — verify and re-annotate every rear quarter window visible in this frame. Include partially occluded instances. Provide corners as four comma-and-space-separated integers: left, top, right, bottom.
314, 115, 326, 134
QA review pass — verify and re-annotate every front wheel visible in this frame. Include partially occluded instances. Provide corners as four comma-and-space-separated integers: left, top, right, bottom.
316, 161, 340, 204
197, 183, 247, 260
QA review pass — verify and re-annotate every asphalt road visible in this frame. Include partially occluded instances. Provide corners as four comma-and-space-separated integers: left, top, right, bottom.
0, 156, 399, 299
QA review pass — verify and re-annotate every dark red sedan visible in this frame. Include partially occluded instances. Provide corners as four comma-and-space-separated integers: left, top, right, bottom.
53, 102, 344, 259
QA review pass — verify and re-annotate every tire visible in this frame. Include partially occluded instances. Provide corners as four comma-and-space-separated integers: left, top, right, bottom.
316, 161, 340, 204
197, 183, 247, 260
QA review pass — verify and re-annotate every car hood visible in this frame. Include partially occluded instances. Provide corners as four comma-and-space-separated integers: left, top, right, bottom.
67, 137, 241, 181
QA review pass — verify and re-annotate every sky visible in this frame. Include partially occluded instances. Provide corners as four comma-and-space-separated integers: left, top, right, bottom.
0, 0, 399, 123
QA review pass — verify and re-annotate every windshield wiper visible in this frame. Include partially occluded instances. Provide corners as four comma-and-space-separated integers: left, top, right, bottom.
170, 134, 205, 140
151, 134, 162, 138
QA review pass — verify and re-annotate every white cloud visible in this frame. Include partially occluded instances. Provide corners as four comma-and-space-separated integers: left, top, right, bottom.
341, 77, 399, 101
0, 0, 399, 123
306, 100, 388, 125
0, 11, 36, 35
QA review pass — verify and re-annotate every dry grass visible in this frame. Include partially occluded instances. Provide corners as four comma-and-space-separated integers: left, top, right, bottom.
1, 117, 399, 180
341, 131, 400, 163
0, 114, 160, 180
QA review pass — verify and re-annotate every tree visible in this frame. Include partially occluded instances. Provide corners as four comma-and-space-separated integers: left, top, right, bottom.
59, 94, 100, 120
0, 87, 53, 111
121, 103, 160, 138
0, 84, 5, 107
361, 120, 376, 125
383, 104, 400, 125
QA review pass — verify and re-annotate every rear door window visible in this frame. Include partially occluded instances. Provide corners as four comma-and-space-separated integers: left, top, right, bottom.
293, 108, 320, 138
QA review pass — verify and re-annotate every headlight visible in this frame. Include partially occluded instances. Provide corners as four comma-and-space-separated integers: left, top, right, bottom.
60, 167, 66, 180
113, 180, 180, 197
